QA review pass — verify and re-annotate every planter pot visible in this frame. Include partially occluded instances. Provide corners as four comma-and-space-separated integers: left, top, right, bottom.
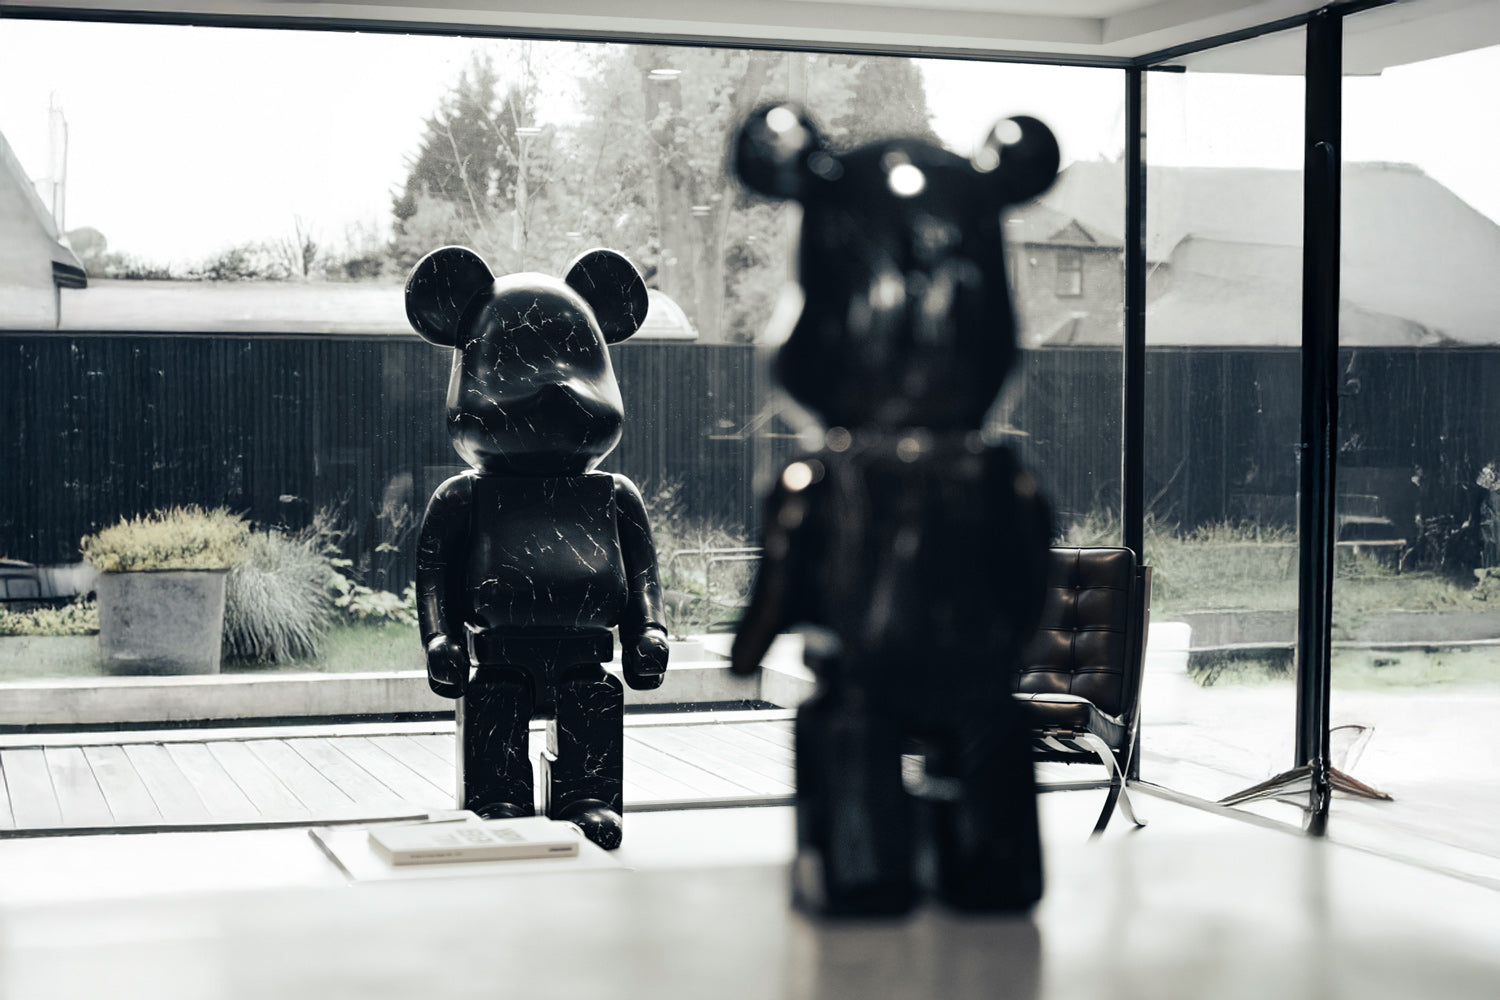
96, 569, 228, 675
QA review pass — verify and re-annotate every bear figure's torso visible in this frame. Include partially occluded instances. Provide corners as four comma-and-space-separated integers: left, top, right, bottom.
465, 473, 628, 632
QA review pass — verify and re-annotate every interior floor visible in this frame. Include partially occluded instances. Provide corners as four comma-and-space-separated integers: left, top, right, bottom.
1, 787, 1497, 999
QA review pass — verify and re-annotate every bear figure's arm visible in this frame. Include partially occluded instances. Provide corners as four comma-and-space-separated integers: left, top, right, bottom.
986, 452, 1057, 662
612, 474, 669, 690
416, 473, 475, 699
730, 474, 805, 677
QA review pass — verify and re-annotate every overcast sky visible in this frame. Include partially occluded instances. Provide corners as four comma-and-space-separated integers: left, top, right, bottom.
2, 18, 1497, 264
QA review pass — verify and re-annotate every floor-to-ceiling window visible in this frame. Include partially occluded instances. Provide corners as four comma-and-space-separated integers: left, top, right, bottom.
0, 18, 1121, 792
1329, 26, 1500, 877
1137, 30, 1307, 805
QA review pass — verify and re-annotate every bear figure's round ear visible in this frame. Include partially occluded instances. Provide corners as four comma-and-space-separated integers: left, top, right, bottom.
405, 246, 495, 347
564, 248, 649, 344
732, 102, 833, 201
973, 115, 1060, 206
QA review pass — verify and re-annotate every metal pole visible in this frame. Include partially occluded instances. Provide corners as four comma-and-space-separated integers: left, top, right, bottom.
1123, 67, 1146, 562
1295, 9, 1342, 833
1121, 67, 1148, 781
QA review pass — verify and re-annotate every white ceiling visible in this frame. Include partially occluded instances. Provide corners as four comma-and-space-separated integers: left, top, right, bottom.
5, 0, 1500, 70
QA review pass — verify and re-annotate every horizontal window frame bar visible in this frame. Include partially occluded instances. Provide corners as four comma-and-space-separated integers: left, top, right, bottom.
8, 2, 1392, 70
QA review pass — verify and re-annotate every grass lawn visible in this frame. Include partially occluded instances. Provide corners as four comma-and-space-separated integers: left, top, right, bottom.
1191, 646, 1500, 690
0, 620, 419, 682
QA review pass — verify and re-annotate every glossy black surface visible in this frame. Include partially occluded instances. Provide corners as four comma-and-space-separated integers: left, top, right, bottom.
730, 103, 1059, 914
408, 247, 667, 849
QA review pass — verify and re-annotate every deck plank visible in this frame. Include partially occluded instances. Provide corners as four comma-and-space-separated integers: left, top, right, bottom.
620, 756, 679, 800
685, 725, 796, 785
369, 736, 453, 792
623, 734, 753, 797
283, 738, 408, 808
387, 734, 453, 771
243, 740, 356, 812
42, 747, 113, 827
0, 750, 61, 828
206, 741, 306, 819
162, 743, 259, 821
633, 727, 790, 795
332, 737, 451, 807
0, 755, 15, 829
408, 733, 455, 766
81, 745, 162, 824
737, 721, 795, 751
121, 744, 210, 823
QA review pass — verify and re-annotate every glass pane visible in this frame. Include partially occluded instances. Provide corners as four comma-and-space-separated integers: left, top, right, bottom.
931, 62, 1126, 539
1331, 36, 1500, 874
1139, 34, 1305, 804
0, 22, 1121, 743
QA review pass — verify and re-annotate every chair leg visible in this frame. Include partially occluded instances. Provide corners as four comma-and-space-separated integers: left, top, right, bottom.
1075, 732, 1145, 838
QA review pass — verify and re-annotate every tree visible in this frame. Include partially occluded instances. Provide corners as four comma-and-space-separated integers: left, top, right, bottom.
388, 44, 939, 342
276, 215, 321, 280
825, 55, 940, 151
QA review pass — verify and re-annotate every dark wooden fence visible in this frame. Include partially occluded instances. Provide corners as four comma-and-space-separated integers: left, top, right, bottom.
0, 334, 786, 589
1012, 345, 1500, 563
4, 334, 1499, 585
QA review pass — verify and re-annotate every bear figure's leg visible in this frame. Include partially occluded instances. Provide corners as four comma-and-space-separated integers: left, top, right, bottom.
926, 692, 1042, 912
459, 666, 537, 819
549, 661, 624, 849
793, 685, 915, 916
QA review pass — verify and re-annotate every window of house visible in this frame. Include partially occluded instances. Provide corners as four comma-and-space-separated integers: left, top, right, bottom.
1055, 249, 1084, 296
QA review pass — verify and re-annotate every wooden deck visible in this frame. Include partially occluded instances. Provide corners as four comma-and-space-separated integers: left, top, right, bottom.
0, 712, 795, 835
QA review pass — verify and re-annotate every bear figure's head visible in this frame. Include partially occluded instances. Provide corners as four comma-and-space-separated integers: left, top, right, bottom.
732, 103, 1058, 432
406, 247, 648, 476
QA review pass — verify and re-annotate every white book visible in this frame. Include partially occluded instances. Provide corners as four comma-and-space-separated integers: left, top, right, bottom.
367, 815, 583, 866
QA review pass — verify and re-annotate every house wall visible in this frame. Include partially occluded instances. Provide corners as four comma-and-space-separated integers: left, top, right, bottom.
0, 168, 61, 329
1012, 243, 1124, 345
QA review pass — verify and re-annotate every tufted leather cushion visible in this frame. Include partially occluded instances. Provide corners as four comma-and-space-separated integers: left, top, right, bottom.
1014, 547, 1136, 719
1013, 693, 1125, 748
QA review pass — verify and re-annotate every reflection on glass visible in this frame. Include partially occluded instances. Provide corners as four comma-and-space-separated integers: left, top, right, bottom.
1331, 38, 1500, 868
1138, 42, 1305, 803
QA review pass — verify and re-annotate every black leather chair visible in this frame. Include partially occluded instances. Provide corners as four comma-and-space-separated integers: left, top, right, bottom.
1014, 546, 1152, 837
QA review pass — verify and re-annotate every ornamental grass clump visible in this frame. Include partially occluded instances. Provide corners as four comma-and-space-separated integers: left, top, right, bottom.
80, 506, 250, 573
223, 529, 335, 663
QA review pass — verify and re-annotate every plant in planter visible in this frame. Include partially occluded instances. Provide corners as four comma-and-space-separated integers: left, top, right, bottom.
222, 529, 335, 665
81, 506, 249, 675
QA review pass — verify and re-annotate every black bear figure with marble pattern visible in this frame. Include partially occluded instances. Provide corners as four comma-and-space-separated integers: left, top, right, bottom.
730, 104, 1058, 914
406, 246, 669, 850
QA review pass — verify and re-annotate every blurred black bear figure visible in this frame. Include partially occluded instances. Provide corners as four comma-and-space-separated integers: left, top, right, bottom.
406, 246, 669, 851
730, 105, 1058, 915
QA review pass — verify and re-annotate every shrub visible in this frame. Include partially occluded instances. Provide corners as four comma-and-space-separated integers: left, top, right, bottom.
329, 571, 418, 626
223, 530, 335, 663
0, 598, 99, 637
307, 505, 419, 626
644, 483, 757, 639
80, 506, 250, 573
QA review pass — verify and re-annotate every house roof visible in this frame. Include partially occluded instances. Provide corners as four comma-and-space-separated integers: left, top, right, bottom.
53, 278, 700, 338
1024, 160, 1500, 346
1008, 203, 1122, 249
0, 129, 86, 280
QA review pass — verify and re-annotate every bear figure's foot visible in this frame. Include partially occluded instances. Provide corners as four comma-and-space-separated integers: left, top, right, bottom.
791, 847, 916, 918
556, 799, 623, 850
470, 801, 533, 821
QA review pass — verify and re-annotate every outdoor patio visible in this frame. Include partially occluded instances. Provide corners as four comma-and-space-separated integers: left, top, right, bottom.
0, 711, 795, 835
